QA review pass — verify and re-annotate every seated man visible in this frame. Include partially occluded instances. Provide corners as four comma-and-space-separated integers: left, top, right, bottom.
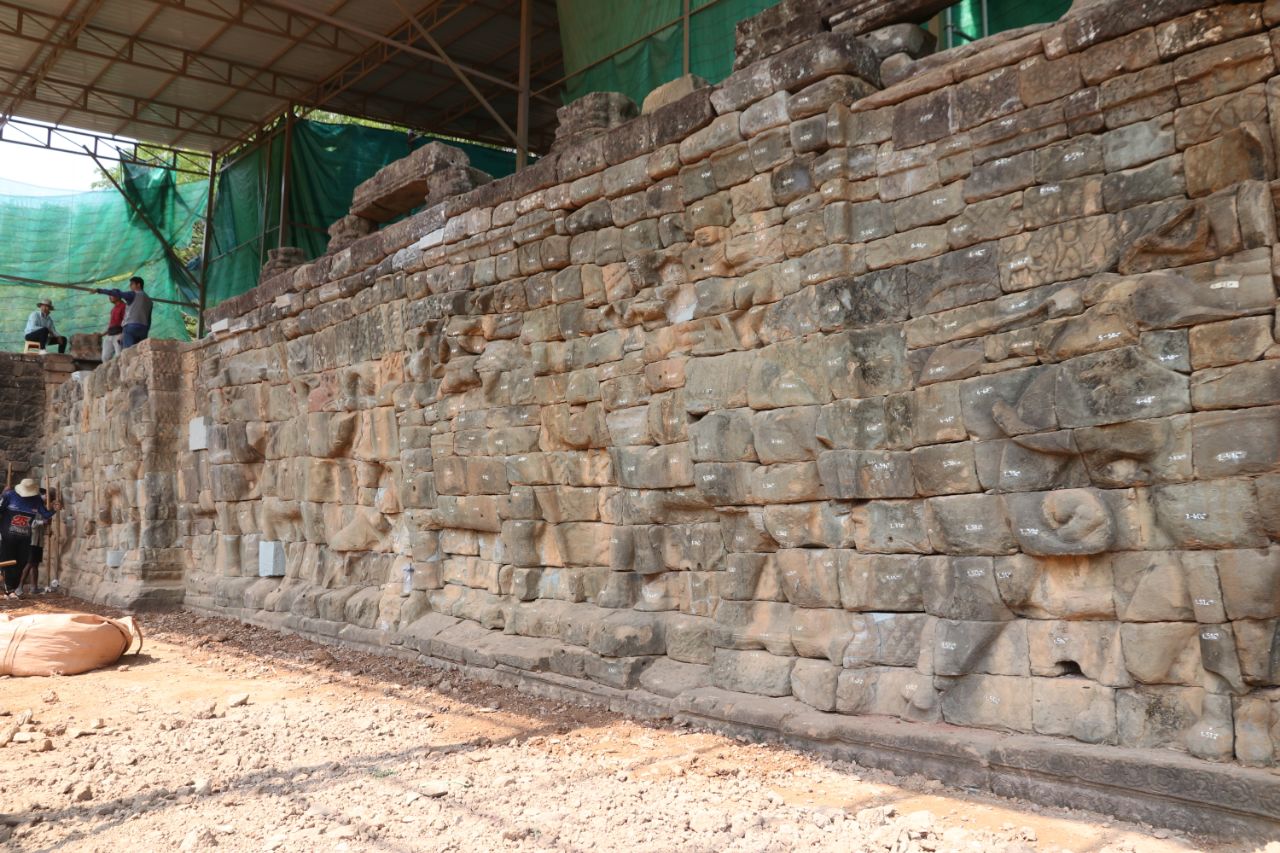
24, 298, 66, 353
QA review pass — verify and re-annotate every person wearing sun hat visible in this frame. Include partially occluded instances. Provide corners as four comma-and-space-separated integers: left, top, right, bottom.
23, 297, 67, 353
0, 477, 57, 597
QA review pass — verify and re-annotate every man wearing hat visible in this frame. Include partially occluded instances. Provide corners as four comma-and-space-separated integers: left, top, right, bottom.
24, 297, 66, 353
0, 478, 57, 597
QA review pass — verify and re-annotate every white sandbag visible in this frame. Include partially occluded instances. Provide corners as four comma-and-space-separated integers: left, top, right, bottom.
0, 613, 141, 677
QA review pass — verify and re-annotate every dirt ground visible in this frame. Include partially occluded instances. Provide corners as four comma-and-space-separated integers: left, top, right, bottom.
0, 595, 1274, 853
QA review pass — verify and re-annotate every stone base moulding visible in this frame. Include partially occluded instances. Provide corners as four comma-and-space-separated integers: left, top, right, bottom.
192, 601, 1280, 839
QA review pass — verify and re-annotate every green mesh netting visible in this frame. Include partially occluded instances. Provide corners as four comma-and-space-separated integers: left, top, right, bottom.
946, 0, 1071, 47
205, 119, 519, 310
557, 0, 1072, 105
557, 0, 778, 106
0, 163, 207, 352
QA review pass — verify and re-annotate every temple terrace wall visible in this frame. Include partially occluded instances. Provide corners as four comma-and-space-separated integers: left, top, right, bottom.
38, 0, 1280, 834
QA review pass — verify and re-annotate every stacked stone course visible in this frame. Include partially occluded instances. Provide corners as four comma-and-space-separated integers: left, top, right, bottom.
39, 0, 1280, 832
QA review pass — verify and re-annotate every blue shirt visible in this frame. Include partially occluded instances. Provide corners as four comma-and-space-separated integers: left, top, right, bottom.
24, 310, 57, 337
0, 490, 54, 540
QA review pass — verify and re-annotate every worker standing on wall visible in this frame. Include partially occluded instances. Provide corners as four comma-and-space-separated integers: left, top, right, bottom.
23, 298, 66, 353
0, 479, 56, 598
94, 276, 152, 348
101, 293, 125, 361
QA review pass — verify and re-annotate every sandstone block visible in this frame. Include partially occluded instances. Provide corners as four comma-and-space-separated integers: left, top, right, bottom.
791, 658, 839, 711
925, 496, 1018, 557
921, 555, 1015, 621
939, 674, 1032, 732
1032, 678, 1117, 744
835, 666, 924, 719
710, 648, 794, 697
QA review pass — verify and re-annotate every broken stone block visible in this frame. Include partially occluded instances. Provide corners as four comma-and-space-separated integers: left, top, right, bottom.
713, 600, 794, 654
588, 610, 667, 657
350, 142, 468, 222
642, 74, 709, 115
554, 91, 638, 147
855, 24, 936, 62
1234, 695, 1279, 766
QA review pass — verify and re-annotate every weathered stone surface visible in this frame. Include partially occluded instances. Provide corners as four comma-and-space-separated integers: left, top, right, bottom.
47, 10, 1280, 809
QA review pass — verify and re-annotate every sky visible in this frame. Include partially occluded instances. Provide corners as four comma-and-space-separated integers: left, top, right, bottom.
0, 133, 119, 194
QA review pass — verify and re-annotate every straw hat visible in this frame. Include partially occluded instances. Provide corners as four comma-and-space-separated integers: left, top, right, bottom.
15, 478, 39, 497
37, 298, 54, 310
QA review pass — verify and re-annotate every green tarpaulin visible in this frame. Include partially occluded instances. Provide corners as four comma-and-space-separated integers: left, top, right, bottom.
556, 0, 779, 106
204, 119, 519, 311
0, 164, 206, 351
557, 0, 1072, 104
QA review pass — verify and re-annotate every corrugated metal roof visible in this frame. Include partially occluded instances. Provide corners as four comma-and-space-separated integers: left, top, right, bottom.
0, 0, 565, 155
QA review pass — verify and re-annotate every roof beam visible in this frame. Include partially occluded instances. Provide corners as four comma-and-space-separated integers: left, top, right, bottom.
260, 0, 527, 95
0, 66, 251, 143
165, 0, 360, 148
389, 0, 515, 143
297, 0, 471, 119
0, 0, 318, 103
0, 0, 104, 129
139, 0, 360, 51
0, 115, 207, 175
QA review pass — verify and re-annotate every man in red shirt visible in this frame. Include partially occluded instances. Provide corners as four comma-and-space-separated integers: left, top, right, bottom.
101, 293, 125, 362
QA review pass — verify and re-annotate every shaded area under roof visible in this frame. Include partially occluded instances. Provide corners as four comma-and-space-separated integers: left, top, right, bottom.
0, 0, 566, 156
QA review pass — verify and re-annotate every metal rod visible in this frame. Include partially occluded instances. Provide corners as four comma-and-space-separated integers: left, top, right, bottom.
388, 0, 518, 143
278, 107, 294, 249
81, 146, 204, 302
197, 152, 217, 337
682, 0, 691, 76
0, 273, 200, 309
262, 0, 523, 93
516, 0, 531, 170
256, 136, 271, 273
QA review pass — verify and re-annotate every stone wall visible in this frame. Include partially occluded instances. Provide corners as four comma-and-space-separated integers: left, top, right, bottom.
43, 341, 188, 608
0, 350, 72, 482
40, 0, 1280, 832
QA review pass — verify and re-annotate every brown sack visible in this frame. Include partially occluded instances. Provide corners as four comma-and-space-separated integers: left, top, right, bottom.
0, 613, 141, 677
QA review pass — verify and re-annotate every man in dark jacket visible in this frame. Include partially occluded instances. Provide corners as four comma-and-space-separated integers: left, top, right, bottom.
94, 276, 153, 348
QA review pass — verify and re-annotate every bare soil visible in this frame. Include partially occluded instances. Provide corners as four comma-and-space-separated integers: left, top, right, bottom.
0, 595, 1272, 852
